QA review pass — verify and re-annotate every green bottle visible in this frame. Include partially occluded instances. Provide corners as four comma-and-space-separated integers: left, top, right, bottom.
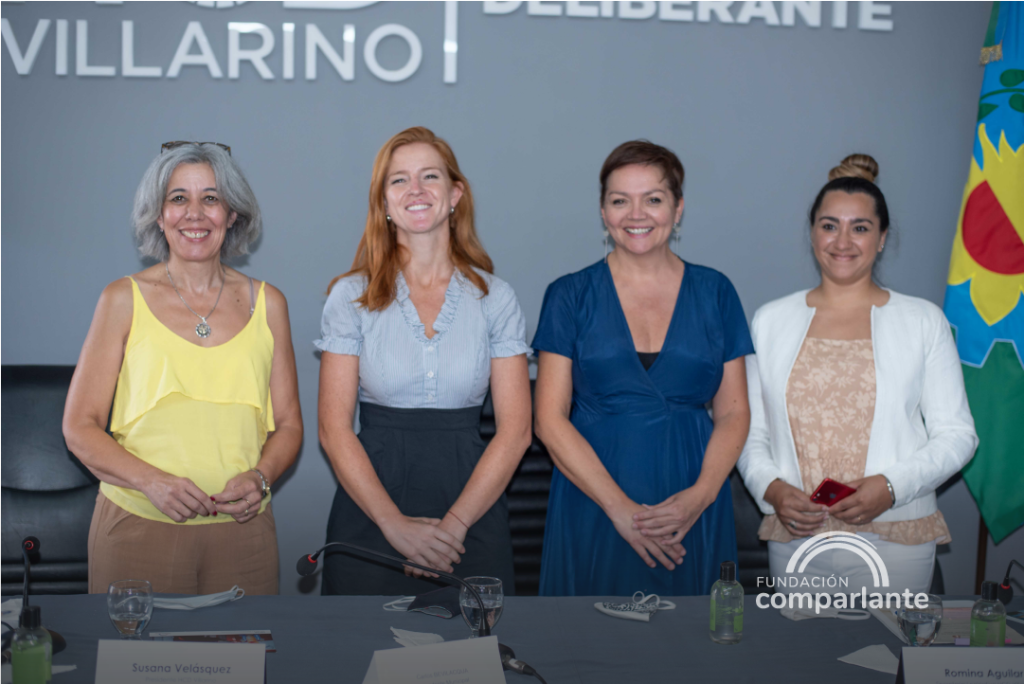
11, 605, 52, 683
710, 561, 744, 644
970, 581, 1006, 648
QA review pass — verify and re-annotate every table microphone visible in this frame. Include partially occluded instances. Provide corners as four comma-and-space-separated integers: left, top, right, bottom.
297, 541, 492, 637
18, 536, 67, 654
998, 559, 1022, 605
298, 541, 550, 681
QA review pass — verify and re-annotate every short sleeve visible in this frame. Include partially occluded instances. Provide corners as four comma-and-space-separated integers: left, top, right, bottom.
717, 274, 754, 362
531, 275, 577, 359
314, 278, 363, 356
484, 278, 531, 358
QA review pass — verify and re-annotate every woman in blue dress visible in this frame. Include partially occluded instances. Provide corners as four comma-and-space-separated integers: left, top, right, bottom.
533, 141, 753, 596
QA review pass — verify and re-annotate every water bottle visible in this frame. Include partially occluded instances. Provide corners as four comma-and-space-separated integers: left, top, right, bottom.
11, 605, 52, 683
710, 560, 744, 644
970, 580, 1006, 647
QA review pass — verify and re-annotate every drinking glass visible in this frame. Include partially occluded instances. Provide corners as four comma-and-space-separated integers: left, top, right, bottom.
898, 594, 942, 647
107, 580, 154, 639
459, 577, 503, 638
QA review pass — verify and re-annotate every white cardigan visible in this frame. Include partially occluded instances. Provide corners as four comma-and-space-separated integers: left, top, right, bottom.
737, 289, 978, 522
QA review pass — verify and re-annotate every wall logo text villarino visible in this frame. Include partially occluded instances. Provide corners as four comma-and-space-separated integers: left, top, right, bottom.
2, 1, 895, 85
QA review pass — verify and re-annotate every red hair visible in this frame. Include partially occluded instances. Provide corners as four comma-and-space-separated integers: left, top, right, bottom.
328, 126, 493, 310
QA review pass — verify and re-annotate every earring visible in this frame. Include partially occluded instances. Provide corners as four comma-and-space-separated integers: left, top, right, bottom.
603, 230, 612, 261
450, 207, 455, 215
386, 215, 391, 222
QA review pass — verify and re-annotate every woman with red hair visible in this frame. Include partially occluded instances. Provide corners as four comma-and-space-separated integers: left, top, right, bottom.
316, 127, 532, 595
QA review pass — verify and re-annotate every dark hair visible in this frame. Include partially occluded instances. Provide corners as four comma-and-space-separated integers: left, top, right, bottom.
808, 154, 889, 232
599, 140, 684, 204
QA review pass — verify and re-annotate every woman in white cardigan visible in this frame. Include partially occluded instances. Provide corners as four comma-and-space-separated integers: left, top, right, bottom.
737, 155, 977, 595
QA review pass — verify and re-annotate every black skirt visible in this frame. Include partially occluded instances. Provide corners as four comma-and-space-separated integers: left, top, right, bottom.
321, 402, 515, 596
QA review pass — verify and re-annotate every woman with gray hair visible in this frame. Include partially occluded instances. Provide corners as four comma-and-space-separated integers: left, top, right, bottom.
63, 142, 302, 595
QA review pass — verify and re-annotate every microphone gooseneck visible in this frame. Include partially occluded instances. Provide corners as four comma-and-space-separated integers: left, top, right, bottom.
21, 537, 39, 608
298, 541, 491, 637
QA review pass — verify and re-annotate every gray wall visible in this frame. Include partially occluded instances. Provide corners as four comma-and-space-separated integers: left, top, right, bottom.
3, 1, 1019, 595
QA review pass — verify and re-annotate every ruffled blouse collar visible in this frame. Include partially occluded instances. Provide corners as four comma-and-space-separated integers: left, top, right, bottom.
395, 270, 465, 345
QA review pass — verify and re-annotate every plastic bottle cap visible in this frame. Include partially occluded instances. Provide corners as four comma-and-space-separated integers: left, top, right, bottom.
19, 605, 41, 629
720, 561, 736, 582
981, 580, 998, 601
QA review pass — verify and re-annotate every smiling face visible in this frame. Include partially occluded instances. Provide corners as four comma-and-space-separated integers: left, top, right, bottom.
156, 163, 237, 263
384, 142, 463, 238
811, 190, 886, 286
601, 164, 683, 257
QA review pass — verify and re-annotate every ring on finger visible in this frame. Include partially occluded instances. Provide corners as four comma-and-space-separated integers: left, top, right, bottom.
788, 520, 797, 529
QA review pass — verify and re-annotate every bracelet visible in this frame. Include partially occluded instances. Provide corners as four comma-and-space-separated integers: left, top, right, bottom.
883, 476, 896, 508
447, 510, 470, 530
251, 468, 270, 499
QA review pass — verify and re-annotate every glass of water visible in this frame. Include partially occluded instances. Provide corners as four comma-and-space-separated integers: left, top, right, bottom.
459, 577, 503, 638
898, 594, 942, 647
107, 580, 154, 639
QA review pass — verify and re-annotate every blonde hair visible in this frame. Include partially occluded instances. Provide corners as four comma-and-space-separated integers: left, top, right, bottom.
328, 127, 493, 310
827, 153, 879, 183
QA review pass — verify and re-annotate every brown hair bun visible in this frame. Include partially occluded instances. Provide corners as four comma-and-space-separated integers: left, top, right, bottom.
828, 153, 879, 183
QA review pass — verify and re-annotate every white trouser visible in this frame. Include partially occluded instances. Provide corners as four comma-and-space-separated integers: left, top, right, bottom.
768, 532, 936, 596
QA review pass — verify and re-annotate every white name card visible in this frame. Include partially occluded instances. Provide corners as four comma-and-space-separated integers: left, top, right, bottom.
95, 639, 265, 684
362, 635, 505, 684
897, 647, 1024, 684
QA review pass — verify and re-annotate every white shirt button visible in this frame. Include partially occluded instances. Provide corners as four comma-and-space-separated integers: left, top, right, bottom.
427, 346, 435, 352
427, 371, 435, 378
427, 393, 434, 399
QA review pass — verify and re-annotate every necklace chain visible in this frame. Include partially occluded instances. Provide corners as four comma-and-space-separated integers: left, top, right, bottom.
165, 262, 226, 338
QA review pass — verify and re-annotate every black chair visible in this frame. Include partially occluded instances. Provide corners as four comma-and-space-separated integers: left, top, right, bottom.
1, 365, 98, 595
486, 382, 771, 596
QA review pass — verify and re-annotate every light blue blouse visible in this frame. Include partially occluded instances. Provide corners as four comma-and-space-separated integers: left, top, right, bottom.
315, 269, 531, 409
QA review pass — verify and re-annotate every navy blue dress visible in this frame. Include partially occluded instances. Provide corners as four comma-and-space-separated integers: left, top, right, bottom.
532, 260, 753, 596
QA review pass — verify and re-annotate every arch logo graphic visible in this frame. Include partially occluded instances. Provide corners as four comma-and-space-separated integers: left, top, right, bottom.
755, 532, 929, 615
785, 531, 889, 588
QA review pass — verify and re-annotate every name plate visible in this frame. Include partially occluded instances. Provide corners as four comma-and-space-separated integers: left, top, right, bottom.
362, 635, 505, 684
896, 647, 1024, 684
95, 639, 265, 684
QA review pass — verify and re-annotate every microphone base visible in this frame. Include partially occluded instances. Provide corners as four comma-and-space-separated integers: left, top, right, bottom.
48, 629, 66, 654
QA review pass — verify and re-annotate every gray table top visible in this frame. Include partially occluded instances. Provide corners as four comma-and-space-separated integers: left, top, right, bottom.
31, 594, 1019, 683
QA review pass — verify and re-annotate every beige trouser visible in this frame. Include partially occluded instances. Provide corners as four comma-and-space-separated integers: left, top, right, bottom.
88, 491, 279, 595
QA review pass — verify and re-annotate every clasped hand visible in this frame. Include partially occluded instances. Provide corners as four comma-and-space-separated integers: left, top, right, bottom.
611, 500, 687, 572
211, 471, 265, 524
764, 475, 894, 536
381, 515, 466, 579
828, 475, 893, 526
142, 470, 264, 524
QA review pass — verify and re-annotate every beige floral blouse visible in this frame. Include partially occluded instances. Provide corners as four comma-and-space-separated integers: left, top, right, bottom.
759, 337, 951, 545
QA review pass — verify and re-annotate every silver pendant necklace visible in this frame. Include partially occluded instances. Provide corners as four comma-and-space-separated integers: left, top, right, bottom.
165, 262, 226, 339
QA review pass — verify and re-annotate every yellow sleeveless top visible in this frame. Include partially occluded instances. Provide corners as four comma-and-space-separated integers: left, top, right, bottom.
102, 277, 275, 525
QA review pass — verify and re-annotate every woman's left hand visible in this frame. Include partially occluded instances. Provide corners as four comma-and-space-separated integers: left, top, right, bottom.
828, 475, 893, 526
632, 487, 710, 542
211, 471, 265, 524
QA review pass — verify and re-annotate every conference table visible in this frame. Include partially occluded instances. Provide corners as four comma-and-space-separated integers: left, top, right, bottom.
30, 593, 1023, 683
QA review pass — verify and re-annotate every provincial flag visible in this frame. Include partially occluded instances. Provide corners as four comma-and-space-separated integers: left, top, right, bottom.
943, 2, 1024, 544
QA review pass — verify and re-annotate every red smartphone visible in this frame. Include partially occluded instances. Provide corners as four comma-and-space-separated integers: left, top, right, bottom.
810, 478, 857, 506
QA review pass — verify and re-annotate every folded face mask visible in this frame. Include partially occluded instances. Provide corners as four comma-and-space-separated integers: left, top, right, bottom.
383, 586, 461, 619
595, 592, 677, 622
153, 585, 245, 611
780, 605, 870, 621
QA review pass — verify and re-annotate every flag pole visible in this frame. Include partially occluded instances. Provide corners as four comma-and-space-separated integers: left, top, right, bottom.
975, 516, 989, 594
